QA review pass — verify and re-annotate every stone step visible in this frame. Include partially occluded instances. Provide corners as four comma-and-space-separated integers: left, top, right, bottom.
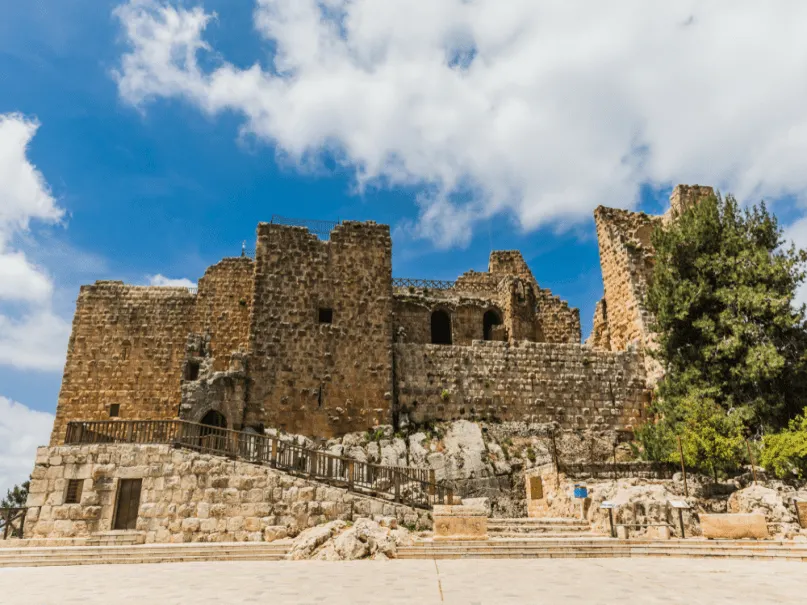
398, 539, 807, 560
0, 543, 292, 568
490, 518, 587, 525
488, 532, 601, 539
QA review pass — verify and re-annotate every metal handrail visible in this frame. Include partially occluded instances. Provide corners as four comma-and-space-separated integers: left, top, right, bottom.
64, 420, 451, 510
269, 215, 341, 239
0, 508, 26, 540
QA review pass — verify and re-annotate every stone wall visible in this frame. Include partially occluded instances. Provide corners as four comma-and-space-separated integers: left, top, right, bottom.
192, 257, 254, 372
50, 283, 196, 445
24, 444, 431, 543
393, 296, 502, 345
246, 222, 394, 436
394, 341, 648, 430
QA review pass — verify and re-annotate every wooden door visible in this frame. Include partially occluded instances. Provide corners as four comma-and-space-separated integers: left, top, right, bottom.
113, 479, 142, 530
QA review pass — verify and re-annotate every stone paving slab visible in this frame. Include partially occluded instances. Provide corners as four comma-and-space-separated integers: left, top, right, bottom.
0, 558, 804, 604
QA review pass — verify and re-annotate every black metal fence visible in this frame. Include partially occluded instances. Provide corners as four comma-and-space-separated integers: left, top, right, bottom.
64, 420, 451, 510
269, 215, 341, 239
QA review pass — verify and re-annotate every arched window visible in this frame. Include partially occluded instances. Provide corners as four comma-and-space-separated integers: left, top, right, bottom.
201, 410, 227, 428
431, 310, 452, 345
483, 310, 503, 341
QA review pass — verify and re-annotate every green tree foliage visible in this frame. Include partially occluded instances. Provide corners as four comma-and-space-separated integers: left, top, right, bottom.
1, 481, 30, 508
639, 192, 807, 472
760, 409, 807, 479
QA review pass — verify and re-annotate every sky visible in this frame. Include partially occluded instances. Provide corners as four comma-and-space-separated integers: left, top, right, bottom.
3, 0, 807, 495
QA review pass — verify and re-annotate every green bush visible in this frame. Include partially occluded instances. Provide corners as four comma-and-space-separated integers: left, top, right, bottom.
760, 409, 807, 479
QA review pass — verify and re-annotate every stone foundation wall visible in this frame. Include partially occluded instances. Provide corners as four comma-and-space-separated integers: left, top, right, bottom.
394, 342, 647, 430
50, 283, 196, 445
24, 444, 430, 543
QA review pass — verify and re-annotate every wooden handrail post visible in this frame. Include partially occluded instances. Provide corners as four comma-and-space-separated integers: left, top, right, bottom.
394, 471, 401, 503
677, 435, 689, 498
125, 423, 134, 443
348, 460, 355, 490
309, 452, 317, 479
429, 469, 436, 498
270, 439, 278, 467
447, 488, 454, 505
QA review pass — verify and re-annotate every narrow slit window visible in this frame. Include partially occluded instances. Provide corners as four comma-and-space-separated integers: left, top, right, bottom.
109, 403, 121, 418
65, 479, 83, 504
318, 308, 333, 324
185, 361, 200, 381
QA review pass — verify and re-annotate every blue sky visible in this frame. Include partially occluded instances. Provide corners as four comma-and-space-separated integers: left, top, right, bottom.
3, 0, 807, 492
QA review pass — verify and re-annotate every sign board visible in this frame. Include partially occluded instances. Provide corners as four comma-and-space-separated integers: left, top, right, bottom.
600, 501, 616, 509
668, 500, 690, 509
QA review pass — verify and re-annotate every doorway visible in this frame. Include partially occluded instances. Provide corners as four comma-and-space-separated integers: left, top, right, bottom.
113, 479, 142, 531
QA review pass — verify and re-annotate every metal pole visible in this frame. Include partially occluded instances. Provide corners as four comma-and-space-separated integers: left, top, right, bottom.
745, 439, 758, 485
609, 509, 615, 538
678, 508, 685, 539
677, 436, 689, 498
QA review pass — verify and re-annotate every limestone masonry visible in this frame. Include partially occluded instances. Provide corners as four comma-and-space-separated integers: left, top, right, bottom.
49, 185, 714, 444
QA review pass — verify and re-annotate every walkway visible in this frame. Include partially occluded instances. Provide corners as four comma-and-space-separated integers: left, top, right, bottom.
0, 558, 803, 604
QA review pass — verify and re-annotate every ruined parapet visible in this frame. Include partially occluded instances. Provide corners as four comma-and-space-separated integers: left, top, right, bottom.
664, 184, 715, 223
592, 184, 714, 385
50, 281, 197, 445
534, 288, 581, 344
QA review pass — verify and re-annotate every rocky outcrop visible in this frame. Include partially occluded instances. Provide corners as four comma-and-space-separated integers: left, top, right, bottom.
287, 518, 412, 560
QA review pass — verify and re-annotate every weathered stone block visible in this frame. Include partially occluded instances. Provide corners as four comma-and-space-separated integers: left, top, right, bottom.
700, 513, 769, 540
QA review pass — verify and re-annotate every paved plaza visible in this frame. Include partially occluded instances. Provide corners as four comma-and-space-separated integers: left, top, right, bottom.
1, 558, 805, 604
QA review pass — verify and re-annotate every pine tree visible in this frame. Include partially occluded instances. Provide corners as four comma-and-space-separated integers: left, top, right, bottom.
642, 192, 807, 470
1, 481, 30, 508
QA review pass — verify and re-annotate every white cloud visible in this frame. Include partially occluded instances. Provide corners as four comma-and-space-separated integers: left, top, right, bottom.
0, 113, 71, 371
113, 0, 807, 247
0, 114, 63, 247
783, 217, 807, 309
147, 273, 195, 287
0, 396, 54, 498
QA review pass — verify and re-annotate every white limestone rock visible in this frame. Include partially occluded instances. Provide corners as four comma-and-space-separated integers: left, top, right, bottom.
286, 520, 346, 560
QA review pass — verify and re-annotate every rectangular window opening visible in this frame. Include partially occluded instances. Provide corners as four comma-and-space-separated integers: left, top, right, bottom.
318, 308, 333, 324
65, 479, 83, 504
185, 361, 200, 381
109, 403, 121, 418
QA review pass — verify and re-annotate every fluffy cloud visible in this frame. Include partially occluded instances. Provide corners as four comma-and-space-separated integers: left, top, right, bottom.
147, 273, 195, 288
0, 396, 54, 497
113, 0, 807, 246
0, 114, 71, 371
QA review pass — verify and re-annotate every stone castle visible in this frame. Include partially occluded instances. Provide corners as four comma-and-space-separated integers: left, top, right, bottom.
48, 184, 714, 445
11, 184, 723, 547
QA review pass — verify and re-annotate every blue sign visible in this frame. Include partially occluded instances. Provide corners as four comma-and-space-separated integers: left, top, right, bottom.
574, 484, 588, 499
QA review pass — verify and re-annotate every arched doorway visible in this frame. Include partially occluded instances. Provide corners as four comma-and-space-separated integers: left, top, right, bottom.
483, 310, 503, 341
199, 410, 227, 452
431, 310, 452, 345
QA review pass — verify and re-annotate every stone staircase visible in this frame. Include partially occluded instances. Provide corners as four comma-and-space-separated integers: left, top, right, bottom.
0, 542, 290, 568
398, 538, 807, 561
487, 517, 597, 539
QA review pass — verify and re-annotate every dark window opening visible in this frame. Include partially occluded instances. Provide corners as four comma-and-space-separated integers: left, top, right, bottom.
185, 361, 200, 381
431, 310, 452, 345
318, 384, 324, 408
483, 310, 503, 340
318, 308, 333, 324
109, 403, 120, 418
65, 479, 83, 504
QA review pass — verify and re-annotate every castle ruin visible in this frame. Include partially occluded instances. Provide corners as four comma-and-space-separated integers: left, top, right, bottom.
48, 184, 714, 445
